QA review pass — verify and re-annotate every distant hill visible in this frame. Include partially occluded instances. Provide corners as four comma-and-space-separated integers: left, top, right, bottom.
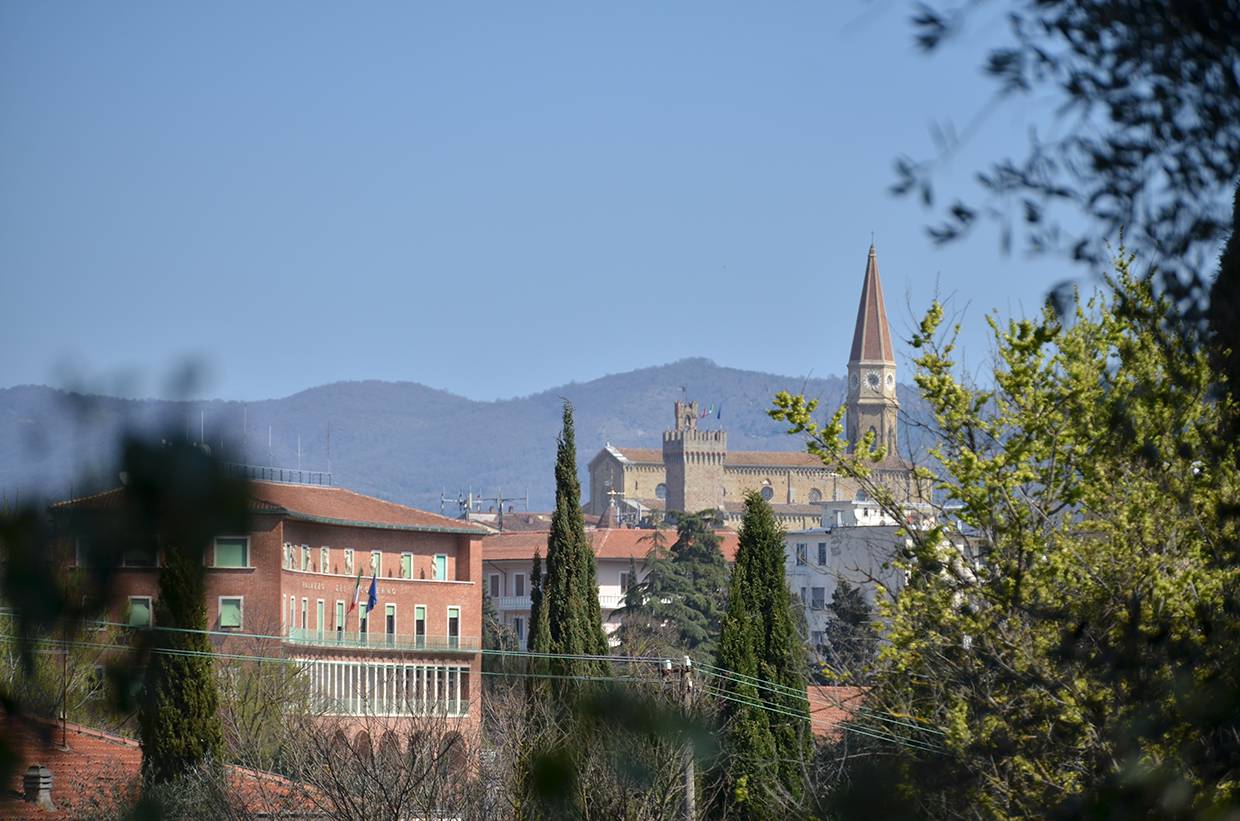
0, 358, 930, 512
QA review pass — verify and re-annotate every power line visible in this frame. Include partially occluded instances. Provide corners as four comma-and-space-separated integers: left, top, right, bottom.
2, 626, 945, 754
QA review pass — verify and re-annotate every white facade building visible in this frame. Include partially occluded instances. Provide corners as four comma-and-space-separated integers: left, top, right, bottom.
784, 500, 932, 647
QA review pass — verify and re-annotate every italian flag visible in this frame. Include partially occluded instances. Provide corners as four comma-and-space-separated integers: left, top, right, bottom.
347, 570, 363, 615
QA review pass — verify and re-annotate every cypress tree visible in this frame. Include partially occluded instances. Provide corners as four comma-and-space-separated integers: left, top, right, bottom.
527, 549, 548, 653
139, 544, 224, 786
713, 491, 810, 817
541, 401, 609, 679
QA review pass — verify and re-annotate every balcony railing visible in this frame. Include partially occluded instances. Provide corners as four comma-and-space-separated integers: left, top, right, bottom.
285, 627, 478, 653
493, 593, 627, 611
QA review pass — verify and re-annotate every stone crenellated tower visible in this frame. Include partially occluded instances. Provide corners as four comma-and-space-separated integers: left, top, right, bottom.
662, 400, 727, 514
846, 244, 899, 454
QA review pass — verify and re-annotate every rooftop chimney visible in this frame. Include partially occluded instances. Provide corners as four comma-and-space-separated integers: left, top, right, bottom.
24, 765, 55, 811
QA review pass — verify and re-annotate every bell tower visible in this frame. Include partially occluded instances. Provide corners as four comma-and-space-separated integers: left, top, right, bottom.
846, 244, 899, 454
662, 400, 727, 514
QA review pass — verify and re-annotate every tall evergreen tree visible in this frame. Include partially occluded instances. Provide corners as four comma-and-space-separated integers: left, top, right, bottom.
820, 579, 877, 682
626, 511, 729, 661
483, 589, 514, 651
527, 549, 548, 653
534, 401, 609, 681
139, 544, 225, 786
713, 492, 810, 817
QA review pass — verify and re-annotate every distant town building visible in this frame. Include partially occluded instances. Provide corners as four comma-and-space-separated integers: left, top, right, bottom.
585, 245, 917, 530
52, 475, 489, 745
482, 520, 740, 645
784, 499, 936, 649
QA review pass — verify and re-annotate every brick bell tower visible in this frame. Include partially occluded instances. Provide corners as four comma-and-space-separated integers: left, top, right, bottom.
662, 400, 727, 514
846, 244, 899, 454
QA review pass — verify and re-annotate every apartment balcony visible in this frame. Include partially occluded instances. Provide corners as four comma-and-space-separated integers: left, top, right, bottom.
285, 627, 479, 654
493, 592, 626, 612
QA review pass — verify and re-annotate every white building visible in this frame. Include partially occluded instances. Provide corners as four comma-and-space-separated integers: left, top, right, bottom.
483, 525, 740, 645
784, 500, 934, 647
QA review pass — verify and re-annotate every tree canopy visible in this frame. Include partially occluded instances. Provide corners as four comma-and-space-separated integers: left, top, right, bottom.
894, 0, 1240, 296
774, 253, 1240, 817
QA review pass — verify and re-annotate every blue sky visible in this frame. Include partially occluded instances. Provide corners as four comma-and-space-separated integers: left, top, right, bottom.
1, 2, 1078, 401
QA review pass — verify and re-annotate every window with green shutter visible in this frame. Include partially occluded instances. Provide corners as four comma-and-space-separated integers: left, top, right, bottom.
128, 597, 151, 627
433, 554, 447, 581
215, 537, 248, 568
219, 597, 243, 629
401, 553, 412, 579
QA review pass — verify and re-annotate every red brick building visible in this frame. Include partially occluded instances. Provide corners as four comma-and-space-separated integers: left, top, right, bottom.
54, 478, 488, 738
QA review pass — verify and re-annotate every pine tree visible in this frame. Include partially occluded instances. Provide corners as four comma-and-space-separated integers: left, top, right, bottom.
539, 400, 609, 682
632, 511, 730, 660
713, 491, 810, 818
139, 543, 224, 786
820, 579, 877, 682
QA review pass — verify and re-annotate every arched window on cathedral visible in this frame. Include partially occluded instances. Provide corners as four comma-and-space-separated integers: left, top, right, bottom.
808, 488, 823, 504
655, 483, 667, 501
855, 489, 868, 502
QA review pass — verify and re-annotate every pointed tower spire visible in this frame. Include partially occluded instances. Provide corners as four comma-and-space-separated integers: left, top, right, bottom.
845, 244, 899, 454
849, 244, 895, 364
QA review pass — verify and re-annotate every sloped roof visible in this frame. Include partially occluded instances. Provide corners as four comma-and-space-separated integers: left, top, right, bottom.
1, 715, 320, 818
807, 685, 866, 739
248, 482, 486, 534
849, 244, 895, 363
607, 447, 664, 464
484, 527, 740, 563
51, 482, 486, 536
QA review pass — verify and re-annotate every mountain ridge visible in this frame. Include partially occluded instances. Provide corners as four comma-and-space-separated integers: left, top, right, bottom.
1, 359, 928, 512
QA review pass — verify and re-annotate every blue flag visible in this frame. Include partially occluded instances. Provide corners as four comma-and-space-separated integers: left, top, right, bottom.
366, 571, 378, 614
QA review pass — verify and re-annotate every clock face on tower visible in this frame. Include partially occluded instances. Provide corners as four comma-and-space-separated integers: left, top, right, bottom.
866, 372, 881, 390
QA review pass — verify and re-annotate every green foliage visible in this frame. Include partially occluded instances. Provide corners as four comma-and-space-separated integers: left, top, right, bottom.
483, 589, 515, 652
712, 492, 810, 818
534, 401, 609, 681
139, 542, 225, 786
775, 254, 1240, 817
527, 549, 548, 654
897, 0, 1240, 288
819, 579, 877, 683
622, 512, 730, 662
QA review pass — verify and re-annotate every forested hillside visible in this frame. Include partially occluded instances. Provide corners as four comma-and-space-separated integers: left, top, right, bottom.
0, 358, 929, 511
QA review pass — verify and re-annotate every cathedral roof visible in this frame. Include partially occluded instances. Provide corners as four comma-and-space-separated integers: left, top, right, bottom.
849, 244, 895, 363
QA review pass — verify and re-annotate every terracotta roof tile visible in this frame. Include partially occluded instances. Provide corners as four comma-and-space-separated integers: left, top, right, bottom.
52, 482, 486, 535
807, 685, 867, 739
484, 528, 740, 563
248, 482, 487, 534
1, 716, 320, 818
608, 447, 664, 464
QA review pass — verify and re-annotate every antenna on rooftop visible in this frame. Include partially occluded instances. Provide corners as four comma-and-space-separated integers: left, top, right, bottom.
327, 420, 332, 474
473, 488, 530, 531
297, 434, 302, 470
267, 425, 273, 466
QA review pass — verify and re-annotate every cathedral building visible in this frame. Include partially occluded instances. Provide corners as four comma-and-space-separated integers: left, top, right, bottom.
585, 245, 914, 530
